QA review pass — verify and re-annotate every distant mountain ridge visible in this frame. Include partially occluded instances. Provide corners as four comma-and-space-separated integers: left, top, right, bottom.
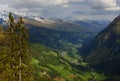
0, 11, 110, 32
74, 20, 110, 33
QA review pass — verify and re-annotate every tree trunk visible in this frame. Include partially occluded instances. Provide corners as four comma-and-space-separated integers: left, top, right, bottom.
19, 52, 22, 81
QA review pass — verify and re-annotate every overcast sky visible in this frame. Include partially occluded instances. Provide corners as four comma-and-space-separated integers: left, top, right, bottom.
0, 0, 120, 20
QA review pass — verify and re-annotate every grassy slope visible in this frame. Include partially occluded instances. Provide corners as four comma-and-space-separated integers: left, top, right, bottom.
30, 43, 106, 81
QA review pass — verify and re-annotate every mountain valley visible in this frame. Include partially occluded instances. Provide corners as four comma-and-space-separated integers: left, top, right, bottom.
0, 12, 119, 81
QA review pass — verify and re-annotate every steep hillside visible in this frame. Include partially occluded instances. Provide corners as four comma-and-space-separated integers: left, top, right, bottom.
24, 18, 96, 57
82, 15, 120, 80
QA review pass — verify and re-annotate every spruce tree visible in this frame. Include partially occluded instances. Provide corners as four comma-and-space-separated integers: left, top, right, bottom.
16, 16, 34, 81
0, 12, 34, 81
0, 26, 6, 81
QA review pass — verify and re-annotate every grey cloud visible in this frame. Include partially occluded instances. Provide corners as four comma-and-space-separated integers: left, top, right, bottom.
86, 0, 120, 11
0, 0, 120, 20
2, 0, 67, 9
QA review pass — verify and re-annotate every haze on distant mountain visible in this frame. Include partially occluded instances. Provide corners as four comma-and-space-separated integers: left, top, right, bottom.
0, 0, 120, 20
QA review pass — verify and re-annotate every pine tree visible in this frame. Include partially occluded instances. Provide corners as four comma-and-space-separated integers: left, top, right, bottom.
0, 12, 34, 81
0, 25, 4, 44
0, 26, 6, 81
16, 16, 34, 81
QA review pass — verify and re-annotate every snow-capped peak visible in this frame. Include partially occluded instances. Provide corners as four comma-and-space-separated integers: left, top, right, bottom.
0, 11, 69, 24
34, 17, 44, 22
0, 11, 9, 21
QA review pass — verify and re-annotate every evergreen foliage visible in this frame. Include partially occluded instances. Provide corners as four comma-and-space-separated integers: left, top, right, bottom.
0, 13, 34, 81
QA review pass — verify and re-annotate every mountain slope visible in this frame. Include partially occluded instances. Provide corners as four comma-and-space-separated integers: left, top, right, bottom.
83, 15, 120, 80
74, 20, 110, 33
24, 18, 96, 54
86, 15, 120, 61
26, 18, 107, 81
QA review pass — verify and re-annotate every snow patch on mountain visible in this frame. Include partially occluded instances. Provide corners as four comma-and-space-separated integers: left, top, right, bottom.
0, 11, 9, 21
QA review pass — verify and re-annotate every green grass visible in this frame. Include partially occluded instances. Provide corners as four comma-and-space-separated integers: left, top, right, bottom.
94, 73, 107, 80
31, 58, 39, 65
81, 62, 89, 67
43, 51, 57, 57
29, 43, 107, 81
48, 64, 75, 81
80, 75, 89, 81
